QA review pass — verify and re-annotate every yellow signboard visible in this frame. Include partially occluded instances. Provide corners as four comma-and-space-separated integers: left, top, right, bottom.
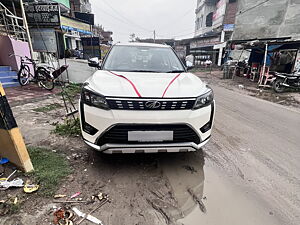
60, 16, 91, 34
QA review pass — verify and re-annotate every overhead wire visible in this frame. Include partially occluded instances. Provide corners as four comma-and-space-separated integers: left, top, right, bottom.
100, 0, 152, 32
92, 3, 153, 38
159, 7, 195, 29
236, 0, 271, 16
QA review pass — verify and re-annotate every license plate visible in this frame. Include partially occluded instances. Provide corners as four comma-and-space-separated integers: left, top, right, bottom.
128, 131, 173, 142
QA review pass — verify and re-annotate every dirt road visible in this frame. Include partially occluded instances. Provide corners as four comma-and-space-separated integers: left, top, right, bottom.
203, 85, 300, 225
1, 80, 299, 225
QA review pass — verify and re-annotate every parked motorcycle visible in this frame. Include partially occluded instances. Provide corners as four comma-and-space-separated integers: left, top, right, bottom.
272, 69, 300, 93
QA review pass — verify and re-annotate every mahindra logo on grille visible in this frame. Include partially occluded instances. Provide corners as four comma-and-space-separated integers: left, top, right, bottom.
145, 100, 161, 109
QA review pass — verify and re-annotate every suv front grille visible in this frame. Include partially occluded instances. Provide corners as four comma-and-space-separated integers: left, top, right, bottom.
97, 124, 200, 146
106, 98, 196, 110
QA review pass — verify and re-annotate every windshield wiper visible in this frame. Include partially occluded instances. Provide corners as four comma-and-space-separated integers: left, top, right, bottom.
166, 70, 185, 73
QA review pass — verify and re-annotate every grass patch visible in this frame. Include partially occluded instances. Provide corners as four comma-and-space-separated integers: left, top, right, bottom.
33, 103, 62, 113
28, 147, 71, 197
60, 83, 82, 100
53, 118, 81, 137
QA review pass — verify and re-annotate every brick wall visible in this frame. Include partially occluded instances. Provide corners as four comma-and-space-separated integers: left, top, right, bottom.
223, 1, 238, 25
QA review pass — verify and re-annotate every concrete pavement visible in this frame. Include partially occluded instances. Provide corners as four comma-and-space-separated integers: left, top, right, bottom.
59, 58, 95, 84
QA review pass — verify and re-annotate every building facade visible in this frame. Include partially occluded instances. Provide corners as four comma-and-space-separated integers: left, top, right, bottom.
192, 0, 238, 66
233, 0, 300, 40
69, 0, 92, 16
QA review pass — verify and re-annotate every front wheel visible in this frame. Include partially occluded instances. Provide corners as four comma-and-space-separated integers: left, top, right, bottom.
273, 79, 285, 93
36, 69, 55, 91
18, 65, 30, 86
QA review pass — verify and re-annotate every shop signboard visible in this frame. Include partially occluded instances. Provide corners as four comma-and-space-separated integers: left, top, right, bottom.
52, 0, 70, 8
60, 16, 92, 35
25, 3, 60, 27
74, 12, 95, 25
190, 37, 220, 49
224, 24, 235, 32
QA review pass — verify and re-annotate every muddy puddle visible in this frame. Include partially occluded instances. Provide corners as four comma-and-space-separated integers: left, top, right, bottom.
160, 152, 284, 225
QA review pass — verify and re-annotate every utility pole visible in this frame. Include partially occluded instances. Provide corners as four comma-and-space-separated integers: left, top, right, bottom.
20, 0, 34, 58
153, 30, 156, 43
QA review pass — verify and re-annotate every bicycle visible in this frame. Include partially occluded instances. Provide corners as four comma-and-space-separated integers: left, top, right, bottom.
11, 54, 55, 91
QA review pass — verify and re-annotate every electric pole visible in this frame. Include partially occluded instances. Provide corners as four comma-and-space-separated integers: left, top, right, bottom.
153, 30, 156, 43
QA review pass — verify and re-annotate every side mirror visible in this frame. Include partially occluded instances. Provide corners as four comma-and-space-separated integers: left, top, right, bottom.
88, 57, 101, 68
186, 61, 194, 71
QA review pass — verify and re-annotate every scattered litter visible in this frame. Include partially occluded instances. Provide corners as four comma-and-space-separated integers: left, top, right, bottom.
0, 200, 5, 204
92, 192, 103, 201
0, 158, 9, 165
76, 194, 110, 224
24, 183, 39, 193
0, 178, 24, 190
6, 170, 17, 180
238, 84, 245, 89
13, 197, 18, 205
54, 208, 65, 224
72, 207, 104, 225
70, 192, 81, 199
53, 200, 87, 204
54, 194, 67, 199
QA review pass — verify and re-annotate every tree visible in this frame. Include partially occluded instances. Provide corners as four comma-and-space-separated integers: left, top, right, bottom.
129, 33, 136, 42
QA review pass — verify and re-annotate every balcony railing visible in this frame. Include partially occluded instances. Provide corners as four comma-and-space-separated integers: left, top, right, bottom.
0, 2, 27, 42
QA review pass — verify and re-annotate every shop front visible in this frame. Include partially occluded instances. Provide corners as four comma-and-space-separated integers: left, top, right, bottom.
227, 39, 300, 87
190, 35, 221, 66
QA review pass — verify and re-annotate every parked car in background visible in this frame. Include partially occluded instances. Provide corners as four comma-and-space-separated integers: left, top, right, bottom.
80, 43, 215, 154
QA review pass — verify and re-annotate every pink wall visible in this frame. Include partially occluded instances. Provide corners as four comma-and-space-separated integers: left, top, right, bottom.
0, 36, 33, 73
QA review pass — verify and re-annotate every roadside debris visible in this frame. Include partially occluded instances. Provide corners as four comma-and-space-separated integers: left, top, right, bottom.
0, 158, 9, 165
76, 193, 110, 224
54, 194, 67, 199
70, 192, 81, 199
73, 207, 104, 225
23, 182, 39, 193
53, 200, 87, 204
52, 193, 110, 225
0, 178, 24, 190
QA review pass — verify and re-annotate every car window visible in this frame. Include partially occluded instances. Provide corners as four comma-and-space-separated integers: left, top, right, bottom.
103, 46, 185, 73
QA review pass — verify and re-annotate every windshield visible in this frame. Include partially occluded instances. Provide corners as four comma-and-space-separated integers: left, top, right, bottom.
102, 45, 185, 73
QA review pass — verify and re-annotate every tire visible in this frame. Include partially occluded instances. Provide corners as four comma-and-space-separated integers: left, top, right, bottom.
36, 69, 55, 91
273, 79, 286, 93
18, 65, 30, 86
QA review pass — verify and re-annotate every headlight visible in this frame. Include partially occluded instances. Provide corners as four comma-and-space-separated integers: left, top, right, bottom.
193, 88, 214, 109
81, 87, 110, 110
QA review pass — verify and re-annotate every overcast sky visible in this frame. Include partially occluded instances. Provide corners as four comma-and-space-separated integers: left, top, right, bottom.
89, 0, 197, 43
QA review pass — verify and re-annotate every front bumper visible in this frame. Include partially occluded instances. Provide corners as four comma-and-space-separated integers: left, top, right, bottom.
79, 101, 215, 153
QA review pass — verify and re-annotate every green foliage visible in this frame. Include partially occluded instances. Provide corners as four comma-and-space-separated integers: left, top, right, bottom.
33, 103, 62, 113
28, 147, 71, 197
53, 118, 81, 137
60, 83, 82, 100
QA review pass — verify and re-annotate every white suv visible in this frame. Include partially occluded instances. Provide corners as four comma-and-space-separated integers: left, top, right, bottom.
79, 43, 215, 154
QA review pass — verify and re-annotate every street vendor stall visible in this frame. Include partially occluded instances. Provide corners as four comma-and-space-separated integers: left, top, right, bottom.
226, 38, 300, 87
